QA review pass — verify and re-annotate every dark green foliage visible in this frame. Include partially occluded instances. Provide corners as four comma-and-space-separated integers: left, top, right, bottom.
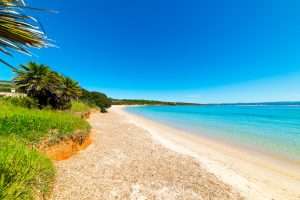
112, 99, 199, 106
15, 62, 82, 110
0, 87, 11, 93
80, 89, 111, 112
0, 137, 55, 200
15, 62, 62, 109
51, 77, 83, 110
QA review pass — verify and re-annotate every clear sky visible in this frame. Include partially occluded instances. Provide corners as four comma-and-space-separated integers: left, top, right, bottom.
1, 0, 300, 103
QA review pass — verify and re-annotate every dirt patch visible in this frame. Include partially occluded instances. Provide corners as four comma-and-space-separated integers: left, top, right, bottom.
81, 111, 91, 119
39, 109, 97, 161
39, 133, 93, 161
76, 109, 100, 119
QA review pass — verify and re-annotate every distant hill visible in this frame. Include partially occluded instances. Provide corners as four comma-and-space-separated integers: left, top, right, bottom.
111, 98, 200, 106
206, 101, 300, 106
0, 80, 12, 84
112, 98, 300, 106
0, 80, 13, 92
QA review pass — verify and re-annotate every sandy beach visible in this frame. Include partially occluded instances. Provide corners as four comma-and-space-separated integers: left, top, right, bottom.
51, 107, 242, 200
115, 106, 300, 200
52, 106, 300, 200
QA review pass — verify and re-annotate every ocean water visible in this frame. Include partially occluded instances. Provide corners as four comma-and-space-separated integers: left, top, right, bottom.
126, 105, 300, 161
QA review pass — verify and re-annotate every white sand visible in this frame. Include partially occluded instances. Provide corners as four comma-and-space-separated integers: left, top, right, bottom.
113, 106, 300, 200
52, 107, 242, 200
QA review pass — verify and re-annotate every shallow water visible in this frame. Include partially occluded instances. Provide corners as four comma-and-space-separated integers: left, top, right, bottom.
126, 105, 300, 161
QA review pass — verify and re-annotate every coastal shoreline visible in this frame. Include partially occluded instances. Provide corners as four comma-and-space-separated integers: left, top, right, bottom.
112, 105, 300, 200
52, 106, 242, 200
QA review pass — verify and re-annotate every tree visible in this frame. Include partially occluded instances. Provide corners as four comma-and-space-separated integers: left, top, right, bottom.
80, 89, 111, 112
14, 62, 62, 108
62, 77, 82, 100
51, 76, 82, 110
0, 0, 50, 70
14, 62, 82, 110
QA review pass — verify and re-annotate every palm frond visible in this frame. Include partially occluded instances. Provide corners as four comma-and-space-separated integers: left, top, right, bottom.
0, 0, 25, 6
0, 0, 50, 59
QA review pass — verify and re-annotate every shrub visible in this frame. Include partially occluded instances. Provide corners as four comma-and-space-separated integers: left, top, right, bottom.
80, 89, 111, 112
1, 96, 38, 109
70, 101, 94, 113
0, 137, 55, 200
0, 87, 11, 93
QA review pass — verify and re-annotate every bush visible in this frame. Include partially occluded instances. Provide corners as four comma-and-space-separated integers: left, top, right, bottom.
0, 137, 55, 200
1, 96, 38, 109
0, 87, 11, 92
80, 90, 111, 112
70, 101, 94, 113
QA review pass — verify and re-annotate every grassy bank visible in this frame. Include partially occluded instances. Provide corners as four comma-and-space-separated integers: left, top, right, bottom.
0, 99, 92, 200
70, 100, 95, 113
0, 138, 55, 200
0, 100, 90, 144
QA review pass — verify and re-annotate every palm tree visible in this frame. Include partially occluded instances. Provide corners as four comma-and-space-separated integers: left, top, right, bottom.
0, 0, 50, 70
15, 62, 83, 109
62, 77, 82, 100
14, 62, 62, 108
49, 76, 83, 110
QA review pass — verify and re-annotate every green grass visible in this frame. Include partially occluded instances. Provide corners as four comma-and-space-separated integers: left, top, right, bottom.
0, 137, 55, 200
0, 100, 91, 144
70, 100, 95, 113
0, 99, 92, 200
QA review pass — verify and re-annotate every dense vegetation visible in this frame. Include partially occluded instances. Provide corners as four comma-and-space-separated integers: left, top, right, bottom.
0, 97, 92, 200
12, 62, 111, 112
0, 1, 111, 197
112, 98, 199, 106
0, 99, 90, 144
0, 60, 112, 199
15, 62, 82, 110
0, 138, 55, 200
80, 89, 112, 112
0, 1, 106, 199
0, 1, 58, 197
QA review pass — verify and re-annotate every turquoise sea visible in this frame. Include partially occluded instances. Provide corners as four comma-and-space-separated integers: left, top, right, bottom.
126, 105, 300, 161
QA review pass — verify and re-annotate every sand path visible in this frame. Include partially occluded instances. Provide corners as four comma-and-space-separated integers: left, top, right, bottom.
51, 110, 242, 200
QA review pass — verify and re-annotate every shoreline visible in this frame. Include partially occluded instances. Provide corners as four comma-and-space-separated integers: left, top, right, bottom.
123, 106, 300, 167
52, 106, 242, 200
112, 105, 300, 200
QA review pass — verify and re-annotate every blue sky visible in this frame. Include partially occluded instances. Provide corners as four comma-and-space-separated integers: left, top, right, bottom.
1, 0, 300, 103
